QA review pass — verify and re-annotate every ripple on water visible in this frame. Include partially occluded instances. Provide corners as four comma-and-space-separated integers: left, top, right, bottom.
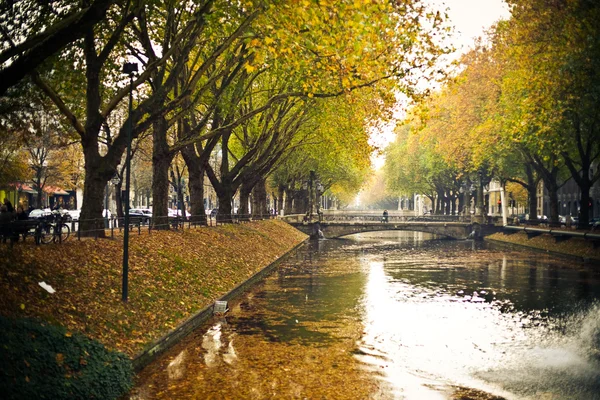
347, 232, 600, 400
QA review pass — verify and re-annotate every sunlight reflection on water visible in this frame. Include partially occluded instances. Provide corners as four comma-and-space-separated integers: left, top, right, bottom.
349, 231, 600, 400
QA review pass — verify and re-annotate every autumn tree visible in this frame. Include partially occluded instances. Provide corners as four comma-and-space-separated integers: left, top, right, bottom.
127, 1, 260, 227
22, 114, 80, 207
190, 0, 450, 221
271, 92, 375, 214
499, 0, 600, 227
0, 0, 115, 95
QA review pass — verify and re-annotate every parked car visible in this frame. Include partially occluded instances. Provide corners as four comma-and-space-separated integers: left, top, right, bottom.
129, 209, 151, 224
31, 209, 72, 222
130, 208, 152, 216
175, 210, 190, 220
66, 209, 81, 221
28, 209, 51, 219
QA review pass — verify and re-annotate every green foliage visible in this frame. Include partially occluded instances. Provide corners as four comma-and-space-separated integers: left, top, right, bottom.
0, 316, 133, 400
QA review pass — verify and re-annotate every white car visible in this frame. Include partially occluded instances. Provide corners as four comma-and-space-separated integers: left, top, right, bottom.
66, 209, 81, 221
130, 208, 152, 217
28, 209, 51, 219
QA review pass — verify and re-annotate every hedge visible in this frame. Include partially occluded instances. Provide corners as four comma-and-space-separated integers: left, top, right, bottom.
0, 316, 133, 399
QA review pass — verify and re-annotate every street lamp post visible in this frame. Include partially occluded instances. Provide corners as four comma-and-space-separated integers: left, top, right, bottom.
122, 61, 137, 303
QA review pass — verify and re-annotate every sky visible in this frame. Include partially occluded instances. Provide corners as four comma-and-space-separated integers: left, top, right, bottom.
370, 0, 511, 169
429, 0, 511, 52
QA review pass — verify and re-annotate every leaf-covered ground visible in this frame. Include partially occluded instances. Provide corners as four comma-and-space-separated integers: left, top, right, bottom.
0, 220, 307, 356
487, 231, 600, 262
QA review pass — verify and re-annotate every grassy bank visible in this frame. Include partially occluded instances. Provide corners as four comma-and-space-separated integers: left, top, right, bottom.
486, 231, 600, 262
0, 220, 307, 356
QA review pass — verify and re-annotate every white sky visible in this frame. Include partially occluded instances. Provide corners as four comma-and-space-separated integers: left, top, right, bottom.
370, 0, 511, 169
430, 0, 511, 51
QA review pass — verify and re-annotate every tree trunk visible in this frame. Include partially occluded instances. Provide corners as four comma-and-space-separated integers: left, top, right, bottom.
284, 188, 294, 214
277, 184, 285, 215
542, 176, 560, 226
185, 161, 207, 225
35, 179, 43, 209
293, 190, 307, 214
216, 179, 234, 223
476, 177, 484, 218
115, 181, 123, 218
526, 175, 538, 221
151, 118, 172, 230
579, 186, 591, 229
177, 180, 186, 226
251, 179, 267, 219
239, 182, 252, 221
79, 163, 109, 237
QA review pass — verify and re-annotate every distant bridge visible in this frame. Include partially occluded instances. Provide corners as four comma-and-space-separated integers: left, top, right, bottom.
283, 214, 482, 240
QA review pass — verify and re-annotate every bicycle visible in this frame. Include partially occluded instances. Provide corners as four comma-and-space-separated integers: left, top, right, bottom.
39, 211, 70, 244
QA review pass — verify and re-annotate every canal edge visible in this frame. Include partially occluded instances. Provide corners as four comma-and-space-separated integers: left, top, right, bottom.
485, 237, 600, 265
131, 238, 309, 372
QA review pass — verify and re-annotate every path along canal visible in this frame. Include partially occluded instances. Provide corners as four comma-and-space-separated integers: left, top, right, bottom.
130, 231, 600, 399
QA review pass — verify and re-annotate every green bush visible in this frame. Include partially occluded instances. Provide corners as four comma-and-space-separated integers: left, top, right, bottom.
0, 316, 133, 399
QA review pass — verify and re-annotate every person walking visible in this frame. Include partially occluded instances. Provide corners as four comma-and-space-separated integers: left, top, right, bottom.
3, 198, 14, 213
0, 205, 14, 243
382, 210, 389, 223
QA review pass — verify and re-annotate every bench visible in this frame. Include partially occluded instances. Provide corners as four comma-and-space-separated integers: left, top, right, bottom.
0, 220, 41, 244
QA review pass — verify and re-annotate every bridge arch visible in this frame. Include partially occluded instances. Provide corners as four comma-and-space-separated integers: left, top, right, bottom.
289, 221, 475, 240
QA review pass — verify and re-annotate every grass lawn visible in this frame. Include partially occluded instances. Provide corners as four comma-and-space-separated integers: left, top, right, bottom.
487, 231, 600, 262
0, 220, 307, 357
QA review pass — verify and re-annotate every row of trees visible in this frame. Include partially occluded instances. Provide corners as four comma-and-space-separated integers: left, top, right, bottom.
384, 0, 600, 228
1, 0, 451, 233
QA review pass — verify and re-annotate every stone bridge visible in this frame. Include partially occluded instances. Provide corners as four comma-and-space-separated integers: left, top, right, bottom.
284, 215, 478, 240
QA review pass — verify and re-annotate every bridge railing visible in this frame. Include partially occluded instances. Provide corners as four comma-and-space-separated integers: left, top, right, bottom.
320, 214, 462, 223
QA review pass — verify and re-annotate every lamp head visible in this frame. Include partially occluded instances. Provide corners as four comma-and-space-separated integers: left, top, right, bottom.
122, 62, 138, 75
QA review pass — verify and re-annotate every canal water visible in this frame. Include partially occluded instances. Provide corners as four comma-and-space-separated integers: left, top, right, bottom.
130, 232, 600, 399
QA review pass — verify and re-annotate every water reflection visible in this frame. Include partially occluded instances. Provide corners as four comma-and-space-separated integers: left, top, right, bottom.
351, 231, 600, 399
131, 231, 600, 399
